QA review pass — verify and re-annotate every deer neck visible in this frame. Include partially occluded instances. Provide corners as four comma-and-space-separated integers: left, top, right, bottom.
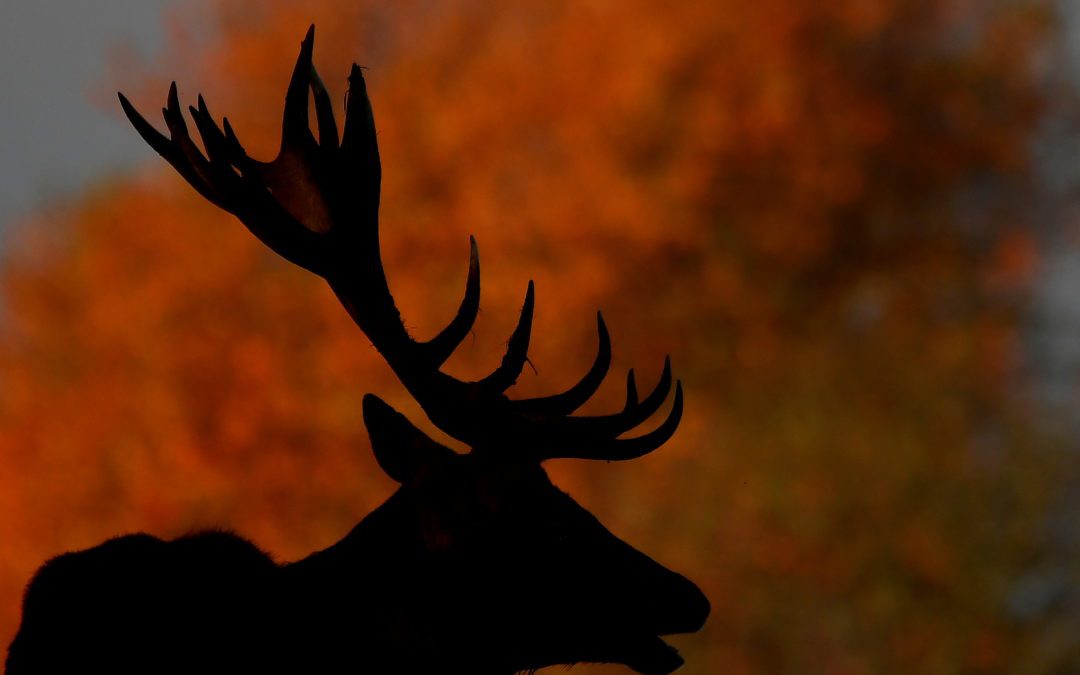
281, 490, 469, 670
287, 487, 424, 587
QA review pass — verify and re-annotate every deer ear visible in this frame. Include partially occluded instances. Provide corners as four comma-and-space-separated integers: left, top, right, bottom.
362, 394, 456, 483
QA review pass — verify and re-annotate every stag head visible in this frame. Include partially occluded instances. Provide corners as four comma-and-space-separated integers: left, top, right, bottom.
8, 26, 708, 675
301, 395, 709, 673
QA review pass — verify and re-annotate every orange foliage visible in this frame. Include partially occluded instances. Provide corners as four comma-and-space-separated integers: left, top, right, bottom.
0, 0, 1068, 672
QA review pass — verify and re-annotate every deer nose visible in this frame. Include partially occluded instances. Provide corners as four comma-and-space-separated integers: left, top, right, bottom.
650, 573, 710, 635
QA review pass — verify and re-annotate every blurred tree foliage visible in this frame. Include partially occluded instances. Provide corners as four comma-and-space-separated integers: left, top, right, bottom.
0, 0, 1073, 672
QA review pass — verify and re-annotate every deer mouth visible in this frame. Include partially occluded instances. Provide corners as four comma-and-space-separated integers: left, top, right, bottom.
520, 626, 686, 675
581, 588, 708, 674
536, 562, 708, 674
607, 632, 685, 675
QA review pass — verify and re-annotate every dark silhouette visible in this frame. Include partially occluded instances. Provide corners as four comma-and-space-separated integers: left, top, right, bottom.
6, 26, 708, 675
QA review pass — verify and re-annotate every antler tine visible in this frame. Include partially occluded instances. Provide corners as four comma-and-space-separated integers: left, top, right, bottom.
309, 65, 339, 153
423, 236, 481, 368
512, 313, 611, 416
477, 281, 535, 392
162, 82, 226, 199
119, 89, 226, 211
189, 96, 231, 166
281, 26, 317, 149
119, 85, 328, 275
544, 382, 684, 461
508, 357, 673, 449
120, 25, 685, 463
221, 118, 247, 161
625, 369, 639, 409
338, 63, 381, 233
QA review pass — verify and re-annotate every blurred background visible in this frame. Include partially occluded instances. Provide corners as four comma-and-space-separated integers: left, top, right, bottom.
1, 0, 1078, 672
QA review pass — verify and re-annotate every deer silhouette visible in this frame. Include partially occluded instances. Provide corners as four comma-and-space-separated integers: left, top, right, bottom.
6, 27, 709, 675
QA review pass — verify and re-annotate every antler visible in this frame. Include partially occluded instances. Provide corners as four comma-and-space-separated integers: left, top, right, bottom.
118, 26, 682, 461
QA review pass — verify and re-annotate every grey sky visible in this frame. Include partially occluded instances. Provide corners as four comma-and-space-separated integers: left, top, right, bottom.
0, 0, 175, 236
